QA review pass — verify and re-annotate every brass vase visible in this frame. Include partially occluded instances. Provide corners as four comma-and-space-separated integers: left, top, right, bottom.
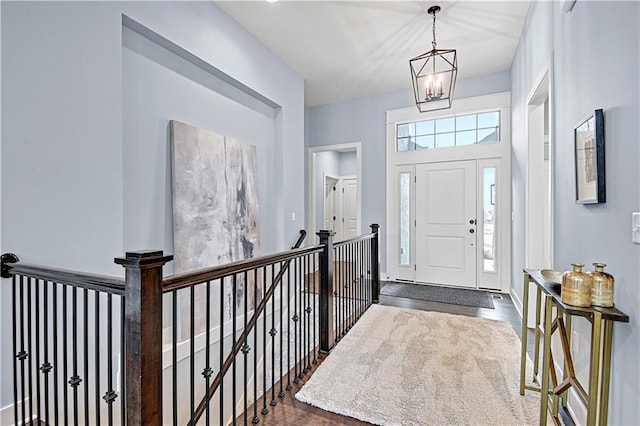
588, 263, 614, 307
561, 263, 592, 307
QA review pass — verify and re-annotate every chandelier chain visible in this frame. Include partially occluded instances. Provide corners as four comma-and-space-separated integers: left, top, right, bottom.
432, 10, 437, 50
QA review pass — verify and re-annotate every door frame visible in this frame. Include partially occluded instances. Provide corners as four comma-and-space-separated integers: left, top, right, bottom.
524, 57, 555, 326
308, 143, 362, 244
385, 92, 512, 292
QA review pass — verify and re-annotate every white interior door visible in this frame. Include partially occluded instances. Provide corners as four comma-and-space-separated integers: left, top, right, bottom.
415, 161, 477, 288
323, 174, 339, 232
341, 177, 358, 238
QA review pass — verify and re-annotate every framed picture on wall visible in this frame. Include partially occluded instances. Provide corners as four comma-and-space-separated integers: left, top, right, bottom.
574, 109, 605, 204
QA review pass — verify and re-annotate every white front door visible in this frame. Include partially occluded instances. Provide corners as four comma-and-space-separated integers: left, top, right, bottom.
415, 160, 477, 288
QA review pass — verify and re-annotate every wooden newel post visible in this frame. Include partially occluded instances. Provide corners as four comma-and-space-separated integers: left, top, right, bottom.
317, 230, 335, 354
370, 224, 380, 304
115, 250, 172, 426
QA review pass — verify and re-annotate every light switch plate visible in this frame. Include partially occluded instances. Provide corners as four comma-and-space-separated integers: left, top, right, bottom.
633, 212, 640, 244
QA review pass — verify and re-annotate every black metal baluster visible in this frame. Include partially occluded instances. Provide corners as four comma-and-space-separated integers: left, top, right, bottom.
34, 279, 41, 425
340, 246, 345, 337
94, 291, 100, 426
18, 276, 26, 426
278, 262, 284, 399
70, 286, 80, 425
120, 298, 125, 426
304, 255, 310, 372
302, 257, 307, 374
53, 282, 59, 426
190, 284, 195, 425
27, 277, 34, 425
83, 288, 89, 426
365, 240, 370, 306
355, 241, 360, 320
233, 274, 238, 423
294, 258, 301, 383
62, 284, 69, 425
242, 271, 249, 426
43, 281, 51, 426
220, 278, 225, 423
312, 254, 317, 365
252, 269, 259, 424
270, 265, 276, 407
105, 294, 114, 426
286, 263, 292, 391
12, 275, 18, 426
205, 280, 212, 426
261, 267, 268, 415
350, 243, 354, 328
172, 290, 178, 426
336, 247, 341, 338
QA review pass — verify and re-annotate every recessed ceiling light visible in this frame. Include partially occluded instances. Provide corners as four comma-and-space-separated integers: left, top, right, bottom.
266, 0, 278, 3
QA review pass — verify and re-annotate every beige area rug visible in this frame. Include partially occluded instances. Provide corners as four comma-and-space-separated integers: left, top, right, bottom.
295, 305, 544, 425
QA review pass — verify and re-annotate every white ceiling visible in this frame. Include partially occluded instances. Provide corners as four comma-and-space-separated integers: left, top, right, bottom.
216, 1, 530, 107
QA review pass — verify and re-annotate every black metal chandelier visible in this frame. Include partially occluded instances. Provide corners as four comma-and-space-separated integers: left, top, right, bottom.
409, 5, 458, 113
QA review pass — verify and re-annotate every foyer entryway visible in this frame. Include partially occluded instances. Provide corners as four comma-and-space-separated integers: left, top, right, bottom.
386, 93, 512, 293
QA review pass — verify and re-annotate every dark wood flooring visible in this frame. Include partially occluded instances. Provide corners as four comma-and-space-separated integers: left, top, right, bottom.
241, 282, 567, 425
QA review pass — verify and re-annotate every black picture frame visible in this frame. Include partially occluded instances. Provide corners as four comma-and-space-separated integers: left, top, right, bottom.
574, 109, 605, 204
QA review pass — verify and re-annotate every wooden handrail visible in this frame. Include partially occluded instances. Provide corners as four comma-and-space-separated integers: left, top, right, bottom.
1, 253, 125, 295
332, 232, 376, 249
187, 230, 308, 426
162, 231, 321, 292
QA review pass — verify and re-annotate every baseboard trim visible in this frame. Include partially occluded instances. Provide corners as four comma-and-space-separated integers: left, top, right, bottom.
1, 398, 33, 426
510, 286, 524, 320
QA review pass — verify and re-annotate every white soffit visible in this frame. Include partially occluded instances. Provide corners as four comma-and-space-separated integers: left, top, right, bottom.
216, 1, 530, 107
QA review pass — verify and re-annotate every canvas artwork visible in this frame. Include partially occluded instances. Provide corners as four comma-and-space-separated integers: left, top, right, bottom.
170, 120, 261, 340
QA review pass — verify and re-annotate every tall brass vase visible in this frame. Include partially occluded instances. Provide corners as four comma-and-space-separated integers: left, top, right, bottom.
588, 263, 614, 307
561, 263, 592, 307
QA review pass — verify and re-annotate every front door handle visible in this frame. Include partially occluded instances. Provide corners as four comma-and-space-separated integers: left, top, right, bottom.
469, 229, 475, 233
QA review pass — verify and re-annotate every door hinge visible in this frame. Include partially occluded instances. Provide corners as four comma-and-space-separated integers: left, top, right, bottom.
414, 176, 417, 183
333, 186, 336, 191
342, 188, 345, 193
414, 264, 417, 271
414, 220, 416, 227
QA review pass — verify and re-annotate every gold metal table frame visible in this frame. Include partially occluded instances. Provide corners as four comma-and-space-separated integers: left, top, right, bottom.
519, 269, 629, 426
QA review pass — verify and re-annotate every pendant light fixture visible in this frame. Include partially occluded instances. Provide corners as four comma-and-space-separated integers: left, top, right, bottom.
409, 5, 458, 112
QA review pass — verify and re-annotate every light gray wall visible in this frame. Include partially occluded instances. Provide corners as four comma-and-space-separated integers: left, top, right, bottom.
1, 0, 304, 410
306, 71, 511, 270
123, 25, 278, 271
511, 2, 639, 424
339, 151, 356, 176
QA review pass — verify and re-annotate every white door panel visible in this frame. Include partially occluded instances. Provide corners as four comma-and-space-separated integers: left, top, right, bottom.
343, 178, 358, 238
416, 161, 477, 288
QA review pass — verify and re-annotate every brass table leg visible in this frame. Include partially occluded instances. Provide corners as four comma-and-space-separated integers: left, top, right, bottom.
562, 315, 573, 409
540, 294, 554, 426
520, 273, 530, 396
599, 319, 614, 425
587, 312, 603, 426
534, 286, 542, 379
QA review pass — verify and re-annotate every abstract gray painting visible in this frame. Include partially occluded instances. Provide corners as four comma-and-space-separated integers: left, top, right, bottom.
170, 120, 261, 340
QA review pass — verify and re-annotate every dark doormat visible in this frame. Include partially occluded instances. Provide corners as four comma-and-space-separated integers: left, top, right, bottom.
380, 282, 495, 309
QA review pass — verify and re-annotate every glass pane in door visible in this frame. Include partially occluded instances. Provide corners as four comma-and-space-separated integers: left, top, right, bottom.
400, 172, 410, 265
482, 168, 496, 272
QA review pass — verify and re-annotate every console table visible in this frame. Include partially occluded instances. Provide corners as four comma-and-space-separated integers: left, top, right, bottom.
519, 269, 629, 426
